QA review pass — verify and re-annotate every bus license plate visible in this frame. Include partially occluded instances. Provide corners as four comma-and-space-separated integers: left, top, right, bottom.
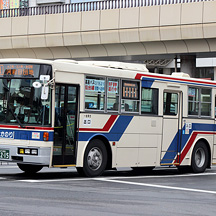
0, 149, 10, 159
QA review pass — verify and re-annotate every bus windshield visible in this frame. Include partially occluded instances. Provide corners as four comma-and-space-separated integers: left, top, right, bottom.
0, 78, 51, 126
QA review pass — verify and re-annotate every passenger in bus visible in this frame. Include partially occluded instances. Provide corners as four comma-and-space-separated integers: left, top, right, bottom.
125, 103, 129, 111
15, 97, 26, 115
113, 103, 118, 111
14, 97, 27, 123
85, 102, 94, 109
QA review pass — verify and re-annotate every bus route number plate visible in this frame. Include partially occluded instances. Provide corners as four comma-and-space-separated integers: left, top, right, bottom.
0, 149, 9, 159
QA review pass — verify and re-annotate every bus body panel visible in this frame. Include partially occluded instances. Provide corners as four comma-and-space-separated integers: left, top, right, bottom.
0, 58, 216, 175
77, 113, 163, 168
161, 118, 215, 166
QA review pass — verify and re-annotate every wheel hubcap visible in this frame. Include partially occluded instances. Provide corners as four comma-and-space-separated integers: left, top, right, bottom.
87, 147, 102, 171
195, 147, 205, 168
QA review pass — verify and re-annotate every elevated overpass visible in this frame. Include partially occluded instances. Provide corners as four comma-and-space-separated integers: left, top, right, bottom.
0, 0, 216, 75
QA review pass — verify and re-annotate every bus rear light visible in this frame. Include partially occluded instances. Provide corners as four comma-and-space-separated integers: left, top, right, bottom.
43, 132, 49, 141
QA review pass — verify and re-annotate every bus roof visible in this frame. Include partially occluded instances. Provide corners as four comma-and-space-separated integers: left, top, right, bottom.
77, 60, 149, 72
0, 58, 216, 87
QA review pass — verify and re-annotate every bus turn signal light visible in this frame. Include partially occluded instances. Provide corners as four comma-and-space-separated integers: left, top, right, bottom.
43, 132, 49, 141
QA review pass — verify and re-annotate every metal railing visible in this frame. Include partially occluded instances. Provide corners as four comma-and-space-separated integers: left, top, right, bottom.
0, 0, 214, 18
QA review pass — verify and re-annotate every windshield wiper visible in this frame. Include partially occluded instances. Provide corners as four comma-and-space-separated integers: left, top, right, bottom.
8, 105, 24, 128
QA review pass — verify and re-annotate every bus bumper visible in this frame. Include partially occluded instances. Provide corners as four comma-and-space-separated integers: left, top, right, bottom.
0, 144, 50, 165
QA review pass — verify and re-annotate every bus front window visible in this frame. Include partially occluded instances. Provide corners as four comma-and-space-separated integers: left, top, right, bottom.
0, 79, 51, 126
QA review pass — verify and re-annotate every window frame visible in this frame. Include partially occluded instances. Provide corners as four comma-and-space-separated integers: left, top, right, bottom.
84, 75, 160, 116
84, 75, 106, 111
141, 87, 159, 115
107, 78, 120, 112
188, 86, 212, 118
121, 79, 140, 113
163, 91, 179, 116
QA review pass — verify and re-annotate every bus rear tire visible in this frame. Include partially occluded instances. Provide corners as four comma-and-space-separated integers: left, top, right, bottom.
78, 139, 108, 177
191, 141, 209, 173
17, 163, 43, 174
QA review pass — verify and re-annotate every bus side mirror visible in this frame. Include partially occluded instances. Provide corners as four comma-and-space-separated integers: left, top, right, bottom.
40, 75, 50, 100
41, 86, 49, 100
32, 81, 42, 88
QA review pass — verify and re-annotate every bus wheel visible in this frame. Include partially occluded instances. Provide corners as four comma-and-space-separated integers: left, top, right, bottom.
191, 141, 209, 173
80, 139, 108, 177
17, 163, 43, 174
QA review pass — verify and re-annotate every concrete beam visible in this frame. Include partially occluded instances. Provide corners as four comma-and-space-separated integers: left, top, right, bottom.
0, 2, 216, 59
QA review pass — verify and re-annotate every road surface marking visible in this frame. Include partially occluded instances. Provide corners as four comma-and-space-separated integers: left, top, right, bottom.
102, 172, 216, 180
96, 178, 216, 195
18, 177, 94, 183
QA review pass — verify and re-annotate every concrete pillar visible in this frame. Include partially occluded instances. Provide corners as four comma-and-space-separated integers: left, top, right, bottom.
180, 55, 196, 77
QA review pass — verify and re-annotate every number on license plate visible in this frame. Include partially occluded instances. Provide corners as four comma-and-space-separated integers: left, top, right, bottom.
0, 149, 9, 159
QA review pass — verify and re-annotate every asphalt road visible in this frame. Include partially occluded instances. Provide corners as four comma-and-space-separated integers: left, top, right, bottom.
0, 164, 216, 216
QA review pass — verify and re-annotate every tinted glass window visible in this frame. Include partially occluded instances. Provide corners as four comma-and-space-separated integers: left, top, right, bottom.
85, 77, 105, 110
141, 88, 158, 114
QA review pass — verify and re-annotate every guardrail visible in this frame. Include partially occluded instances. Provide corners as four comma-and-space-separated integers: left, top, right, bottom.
0, 0, 214, 18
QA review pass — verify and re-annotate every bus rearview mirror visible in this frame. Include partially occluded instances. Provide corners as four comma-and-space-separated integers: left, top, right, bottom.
32, 81, 42, 88
41, 86, 49, 100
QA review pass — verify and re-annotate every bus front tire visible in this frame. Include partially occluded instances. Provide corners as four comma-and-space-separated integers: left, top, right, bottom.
17, 163, 43, 174
191, 141, 209, 173
78, 139, 108, 177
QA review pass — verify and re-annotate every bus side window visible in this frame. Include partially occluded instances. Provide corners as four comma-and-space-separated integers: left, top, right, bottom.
163, 92, 178, 115
85, 76, 105, 110
107, 78, 119, 112
141, 88, 158, 115
188, 87, 211, 117
121, 80, 140, 113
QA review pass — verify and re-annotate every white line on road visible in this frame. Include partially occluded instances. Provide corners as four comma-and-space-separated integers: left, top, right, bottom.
18, 177, 94, 183
40, 171, 215, 183
96, 178, 216, 195
17, 172, 216, 183
102, 172, 216, 180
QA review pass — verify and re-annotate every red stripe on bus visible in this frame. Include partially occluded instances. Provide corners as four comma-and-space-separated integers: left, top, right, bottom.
176, 131, 215, 164
79, 115, 118, 132
0, 124, 54, 131
135, 73, 216, 86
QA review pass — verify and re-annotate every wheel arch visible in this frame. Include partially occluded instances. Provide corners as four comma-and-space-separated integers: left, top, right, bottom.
192, 138, 211, 168
87, 134, 112, 170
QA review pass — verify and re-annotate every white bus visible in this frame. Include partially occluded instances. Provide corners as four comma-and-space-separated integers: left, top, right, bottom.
0, 58, 215, 177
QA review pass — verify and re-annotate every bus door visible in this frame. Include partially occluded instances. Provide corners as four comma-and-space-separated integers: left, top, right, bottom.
52, 84, 79, 166
161, 91, 182, 166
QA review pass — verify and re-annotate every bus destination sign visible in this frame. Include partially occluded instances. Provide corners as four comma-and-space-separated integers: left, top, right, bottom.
122, 81, 139, 99
0, 64, 40, 78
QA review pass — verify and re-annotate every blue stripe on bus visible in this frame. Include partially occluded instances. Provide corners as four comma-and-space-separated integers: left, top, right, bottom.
161, 123, 215, 164
78, 115, 133, 142
0, 128, 54, 141
142, 79, 154, 88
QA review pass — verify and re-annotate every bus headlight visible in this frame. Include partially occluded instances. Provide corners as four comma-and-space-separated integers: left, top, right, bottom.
24, 149, 30, 154
18, 148, 38, 156
31, 149, 38, 155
